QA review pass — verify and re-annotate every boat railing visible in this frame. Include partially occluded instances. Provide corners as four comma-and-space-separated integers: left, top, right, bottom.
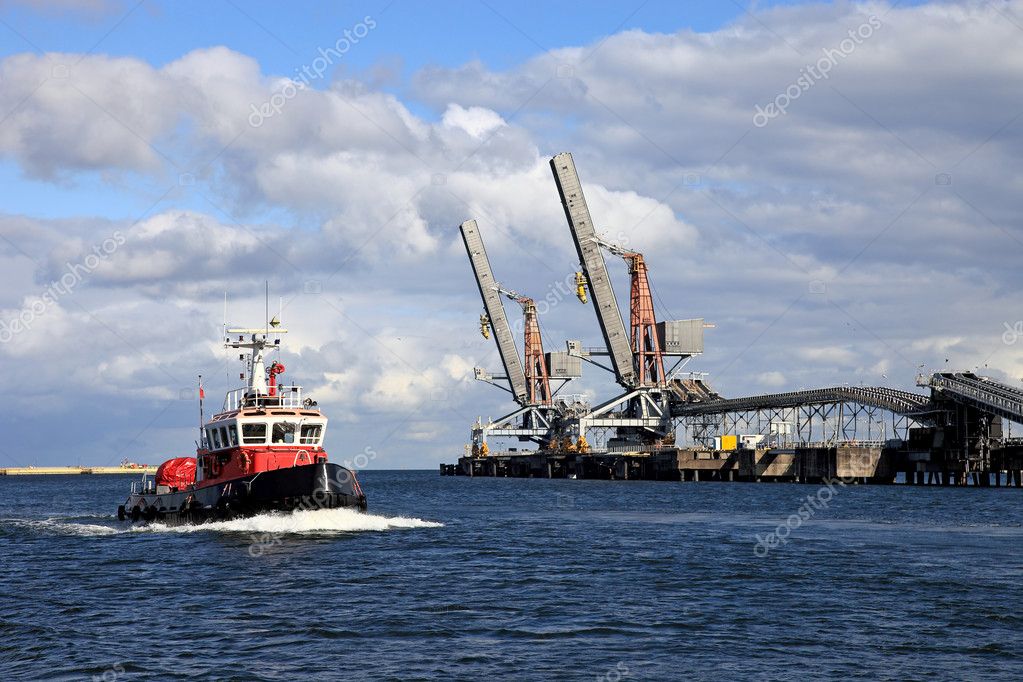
130, 473, 156, 495
222, 386, 310, 411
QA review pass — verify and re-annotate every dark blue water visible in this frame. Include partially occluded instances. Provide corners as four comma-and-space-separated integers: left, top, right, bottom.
2, 472, 1021, 681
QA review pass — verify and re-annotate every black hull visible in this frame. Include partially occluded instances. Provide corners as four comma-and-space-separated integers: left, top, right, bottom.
118, 462, 366, 526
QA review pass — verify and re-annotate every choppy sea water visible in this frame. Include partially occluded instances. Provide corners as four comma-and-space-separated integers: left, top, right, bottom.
1, 471, 1022, 681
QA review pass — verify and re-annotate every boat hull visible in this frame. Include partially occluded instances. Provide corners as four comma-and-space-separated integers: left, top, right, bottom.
118, 462, 366, 526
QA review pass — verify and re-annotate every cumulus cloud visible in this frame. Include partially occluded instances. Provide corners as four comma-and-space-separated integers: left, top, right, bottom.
442, 104, 507, 139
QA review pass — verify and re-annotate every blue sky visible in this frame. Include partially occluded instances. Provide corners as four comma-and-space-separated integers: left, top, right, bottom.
2, 2, 804, 72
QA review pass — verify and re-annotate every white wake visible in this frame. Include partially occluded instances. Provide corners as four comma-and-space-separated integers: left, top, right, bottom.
142, 507, 443, 534
9, 508, 442, 537
15, 519, 123, 536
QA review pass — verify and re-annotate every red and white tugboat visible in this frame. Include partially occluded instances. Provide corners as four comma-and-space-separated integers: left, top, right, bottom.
118, 321, 366, 525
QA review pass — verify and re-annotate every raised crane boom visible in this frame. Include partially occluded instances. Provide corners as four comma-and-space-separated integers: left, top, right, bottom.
460, 219, 529, 405
549, 152, 636, 388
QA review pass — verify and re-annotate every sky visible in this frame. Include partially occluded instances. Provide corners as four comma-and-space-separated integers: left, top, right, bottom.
0, 0, 1020, 468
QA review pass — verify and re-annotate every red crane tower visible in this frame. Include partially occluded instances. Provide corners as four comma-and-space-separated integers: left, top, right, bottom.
582, 236, 667, 387
625, 253, 666, 386
502, 290, 552, 405
521, 297, 552, 405
477, 284, 553, 405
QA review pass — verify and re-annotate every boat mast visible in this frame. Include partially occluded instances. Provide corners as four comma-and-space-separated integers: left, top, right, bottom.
197, 374, 205, 447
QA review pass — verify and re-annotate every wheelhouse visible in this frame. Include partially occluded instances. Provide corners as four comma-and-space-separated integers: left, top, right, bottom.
203, 410, 328, 450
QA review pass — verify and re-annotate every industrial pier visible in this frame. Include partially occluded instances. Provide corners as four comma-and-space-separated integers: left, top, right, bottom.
442, 152, 1023, 487
442, 441, 1023, 487
0, 465, 157, 475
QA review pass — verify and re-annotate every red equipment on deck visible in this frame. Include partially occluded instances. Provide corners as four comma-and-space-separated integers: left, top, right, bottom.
155, 457, 197, 491
267, 361, 285, 397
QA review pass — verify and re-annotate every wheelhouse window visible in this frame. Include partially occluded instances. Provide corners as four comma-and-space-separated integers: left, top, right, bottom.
272, 422, 297, 444
210, 428, 222, 450
300, 424, 323, 445
242, 422, 267, 444
218, 427, 229, 448
227, 425, 238, 446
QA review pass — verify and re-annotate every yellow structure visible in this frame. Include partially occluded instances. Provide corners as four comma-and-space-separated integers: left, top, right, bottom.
720, 434, 738, 451
479, 313, 490, 339
575, 272, 588, 303
576, 436, 590, 453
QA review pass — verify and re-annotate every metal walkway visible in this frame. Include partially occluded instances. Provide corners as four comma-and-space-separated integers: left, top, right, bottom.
923, 372, 1023, 423
673, 386, 933, 418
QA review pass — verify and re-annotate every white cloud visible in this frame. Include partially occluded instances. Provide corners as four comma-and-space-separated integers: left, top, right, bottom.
756, 371, 786, 388
442, 104, 506, 139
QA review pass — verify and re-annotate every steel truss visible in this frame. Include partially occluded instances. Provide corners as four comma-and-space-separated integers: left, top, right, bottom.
577, 387, 673, 441
471, 405, 555, 447
678, 400, 917, 447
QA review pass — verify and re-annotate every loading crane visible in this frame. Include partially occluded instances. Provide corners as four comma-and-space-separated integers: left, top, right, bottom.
550, 152, 709, 448
459, 153, 709, 455
460, 219, 579, 455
